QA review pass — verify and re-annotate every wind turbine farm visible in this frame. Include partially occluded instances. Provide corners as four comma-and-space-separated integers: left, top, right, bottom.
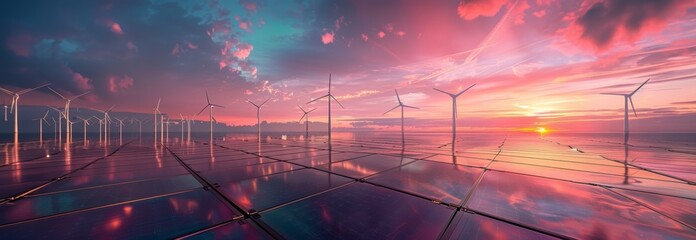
1, 1, 695, 239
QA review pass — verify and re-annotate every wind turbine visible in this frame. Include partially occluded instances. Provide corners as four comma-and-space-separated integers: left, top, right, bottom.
132, 118, 146, 141
114, 117, 125, 145
153, 98, 161, 145
298, 105, 316, 140
384, 89, 419, 143
91, 106, 114, 144
196, 91, 224, 144
307, 74, 344, 149
2, 96, 7, 121
247, 98, 270, 142
47, 87, 90, 143
179, 114, 186, 143
51, 117, 57, 141
601, 78, 649, 144
93, 116, 104, 144
0, 83, 51, 138
77, 117, 91, 141
48, 106, 66, 144
32, 110, 50, 144
433, 83, 476, 147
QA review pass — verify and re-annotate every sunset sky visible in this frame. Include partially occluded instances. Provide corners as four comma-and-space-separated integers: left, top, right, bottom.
1, 0, 695, 132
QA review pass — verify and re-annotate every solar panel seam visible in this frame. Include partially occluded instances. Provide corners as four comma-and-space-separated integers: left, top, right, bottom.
0, 188, 199, 228
0, 140, 134, 204
601, 186, 696, 231
164, 146, 286, 240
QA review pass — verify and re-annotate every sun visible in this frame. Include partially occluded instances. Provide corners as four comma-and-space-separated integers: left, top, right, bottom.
536, 127, 548, 134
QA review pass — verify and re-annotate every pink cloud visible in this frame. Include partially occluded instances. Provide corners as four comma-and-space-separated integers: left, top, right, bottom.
384, 23, 394, 32
394, 31, 406, 38
239, 21, 253, 32
562, 0, 696, 52
244, 2, 257, 12
171, 44, 181, 56
233, 43, 253, 60
457, 0, 508, 20
361, 33, 369, 41
321, 32, 335, 44
72, 72, 93, 90
187, 42, 198, 49
107, 75, 134, 93
377, 31, 386, 38
127, 41, 138, 52
533, 10, 547, 18
6, 34, 34, 57
109, 21, 123, 35
335, 16, 345, 31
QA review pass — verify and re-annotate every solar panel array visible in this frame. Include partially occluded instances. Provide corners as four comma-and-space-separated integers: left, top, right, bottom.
1, 133, 694, 239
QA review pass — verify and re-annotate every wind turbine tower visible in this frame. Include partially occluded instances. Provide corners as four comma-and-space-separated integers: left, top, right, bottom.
247, 98, 270, 142
384, 89, 419, 143
601, 79, 649, 144
433, 84, 476, 147
307, 74, 344, 148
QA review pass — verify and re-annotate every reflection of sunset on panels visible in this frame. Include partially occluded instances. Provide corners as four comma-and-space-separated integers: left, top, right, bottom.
1, 0, 696, 239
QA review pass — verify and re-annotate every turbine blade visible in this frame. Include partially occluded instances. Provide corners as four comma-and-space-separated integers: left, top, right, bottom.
156, 98, 161, 110
330, 95, 345, 109
307, 94, 329, 104
47, 87, 67, 99
383, 105, 400, 115
196, 105, 208, 116
17, 83, 50, 95
106, 105, 115, 113
629, 97, 637, 118
297, 105, 306, 113
211, 115, 217, 123
247, 100, 259, 108
600, 93, 626, 96
10, 98, 16, 114
328, 74, 332, 93
403, 105, 419, 109
455, 83, 476, 96
42, 118, 50, 125
307, 108, 317, 113
395, 89, 402, 104
433, 88, 454, 97
71, 91, 91, 100
299, 113, 307, 122
630, 78, 650, 96
260, 98, 270, 107
205, 91, 211, 105
43, 110, 49, 118
211, 104, 225, 108
0, 87, 14, 95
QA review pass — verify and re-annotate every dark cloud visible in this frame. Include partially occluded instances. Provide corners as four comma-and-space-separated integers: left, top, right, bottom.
0, 0, 248, 104
573, 0, 695, 50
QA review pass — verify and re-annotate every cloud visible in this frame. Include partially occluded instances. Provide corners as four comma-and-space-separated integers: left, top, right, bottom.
5, 33, 34, 57
109, 21, 124, 35
361, 33, 368, 41
564, 0, 696, 51
233, 43, 253, 60
321, 32, 334, 44
377, 31, 385, 38
72, 72, 93, 90
107, 75, 133, 93
457, 0, 509, 20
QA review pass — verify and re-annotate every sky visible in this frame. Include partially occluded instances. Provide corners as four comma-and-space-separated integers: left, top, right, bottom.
1, 0, 695, 133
